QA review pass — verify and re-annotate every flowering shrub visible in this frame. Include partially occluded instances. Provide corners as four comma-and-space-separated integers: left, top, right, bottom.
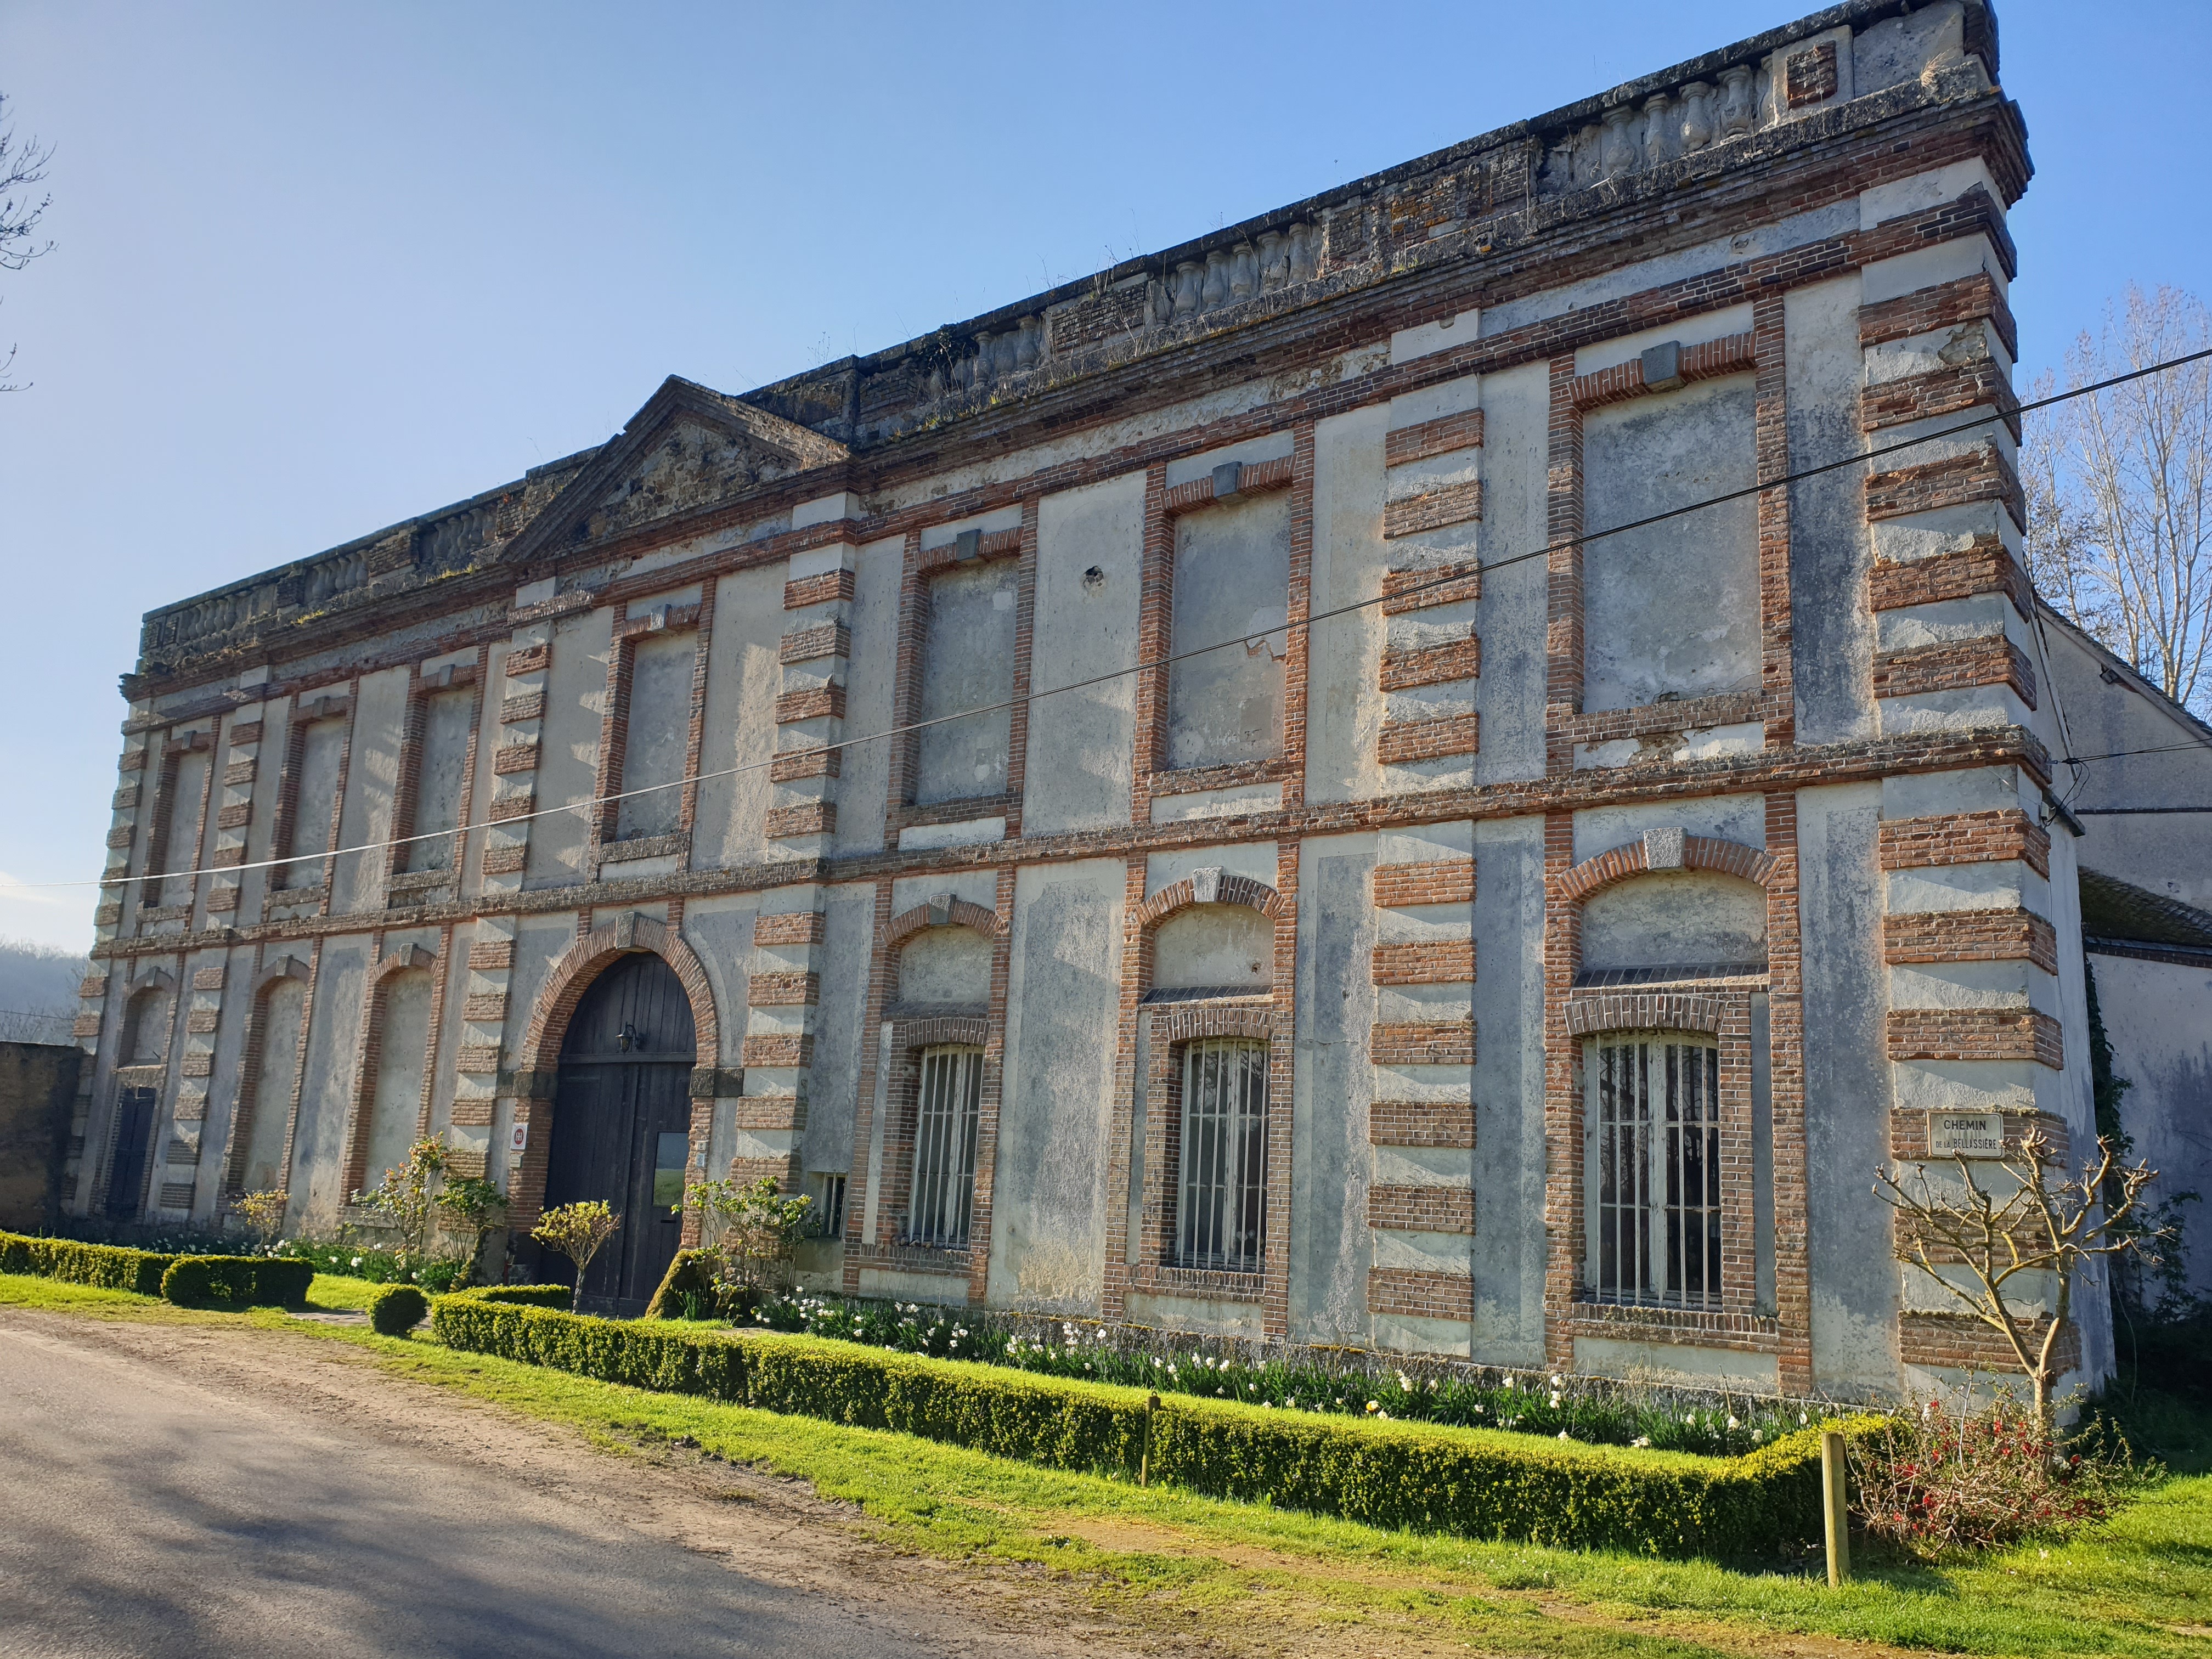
267, 1238, 470, 1293
727, 1293, 1803, 1455
1850, 1391, 2147, 1558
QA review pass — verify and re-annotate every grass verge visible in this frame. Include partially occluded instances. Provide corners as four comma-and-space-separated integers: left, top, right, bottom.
3, 1272, 2207, 1658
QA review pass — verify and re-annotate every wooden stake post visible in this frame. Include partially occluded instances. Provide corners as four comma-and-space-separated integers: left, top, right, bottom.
1821, 1429, 1850, 1585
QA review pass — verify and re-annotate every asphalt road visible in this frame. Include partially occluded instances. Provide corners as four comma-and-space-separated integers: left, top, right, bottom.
0, 1314, 1076, 1659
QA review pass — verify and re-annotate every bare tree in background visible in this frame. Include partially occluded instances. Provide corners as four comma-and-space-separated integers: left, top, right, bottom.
0, 91, 55, 392
2024, 285, 2212, 715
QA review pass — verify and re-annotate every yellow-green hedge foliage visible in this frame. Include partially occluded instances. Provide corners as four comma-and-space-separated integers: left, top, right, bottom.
431, 1298, 1849, 1557
2, 1231, 175, 1296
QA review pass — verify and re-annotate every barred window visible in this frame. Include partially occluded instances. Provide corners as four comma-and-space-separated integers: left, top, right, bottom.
1588, 1035, 1722, 1309
1176, 1038, 1268, 1272
906, 1046, 983, 1247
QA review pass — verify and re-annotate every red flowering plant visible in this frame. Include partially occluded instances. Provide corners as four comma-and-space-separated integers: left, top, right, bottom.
1850, 1386, 2147, 1558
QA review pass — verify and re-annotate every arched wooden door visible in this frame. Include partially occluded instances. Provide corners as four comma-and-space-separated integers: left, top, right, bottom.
541, 952, 696, 1316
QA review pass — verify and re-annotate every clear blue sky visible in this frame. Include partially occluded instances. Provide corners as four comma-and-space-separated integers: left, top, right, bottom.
0, 1, 2203, 951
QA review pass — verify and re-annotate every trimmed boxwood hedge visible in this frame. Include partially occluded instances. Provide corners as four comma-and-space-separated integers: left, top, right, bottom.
160, 1255, 315, 1307
1, 1231, 176, 1296
369, 1283, 430, 1335
431, 1298, 1854, 1558
442, 1283, 573, 1311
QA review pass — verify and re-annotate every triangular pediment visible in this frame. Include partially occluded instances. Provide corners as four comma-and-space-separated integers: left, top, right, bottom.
504, 377, 848, 562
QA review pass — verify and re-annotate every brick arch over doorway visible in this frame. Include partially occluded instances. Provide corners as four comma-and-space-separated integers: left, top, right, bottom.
507, 912, 721, 1242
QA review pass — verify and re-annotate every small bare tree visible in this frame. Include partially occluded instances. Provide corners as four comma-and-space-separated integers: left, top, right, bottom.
1875, 1128, 2165, 1426
0, 91, 55, 392
2024, 285, 2212, 715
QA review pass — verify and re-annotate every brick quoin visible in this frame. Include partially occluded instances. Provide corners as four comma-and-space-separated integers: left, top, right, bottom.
1859, 270, 2018, 361
1883, 909, 2058, 973
1371, 858, 1475, 907
1871, 636, 2035, 708
1382, 480, 1483, 539
1864, 442, 2025, 531
1886, 1007, 2064, 1069
1878, 809, 2051, 879
1384, 409, 1483, 469
1899, 1312, 2080, 1377
1376, 713, 1480, 766
1369, 941, 1476, 985
1380, 560, 1482, 614
1869, 536, 2029, 618
1368, 1185, 1475, 1234
1378, 637, 1482, 692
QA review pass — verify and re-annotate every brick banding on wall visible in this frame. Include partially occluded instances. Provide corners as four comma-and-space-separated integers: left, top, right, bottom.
1570, 331, 1756, 409
1864, 442, 2025, 531
500, 691, 546, 725
481, 845, 526, 875
783, 568, 856, 610
1376, 713, 1480, 766
1369, 1021, 1476, 1065
1871, 636, 2035, 708
1378, 637, 1481, 691
220, 761, 253, 788
456, 1045, 501, 1074
1380, 560, 1482, 614
462, 992, 507, 1022
1371, 858, 1475, 907
774, 684, 846, 723
192, 967, 225, 991
1878, 809, 2050, 879
1869, 537, 2029, 617
1899, 1311, 2079, 1376
740, 1031, 814, 1068
1368, 1185, 1475, 1234
747, 971, 820, 1006
780, 621, 850, 664
1886, 1007, 2064, 1069
1383, 480, 1483, 540
1367, 1266, 1474, 1321
1883, 909, 2057, 973
1368, 1099, 1476, 1148
769, 747, 841, 782
764, 803, 836, 839
1861, 360, 2021, 439
491, 742, 539, 775
1385, 410, 1484, 469
229, 721, 263, 747
1370, 941, 1476, 985
503, 644, 549, 677
753, 911, 827, 946
486, 793, 534, 822
1859, 270, 2018, 362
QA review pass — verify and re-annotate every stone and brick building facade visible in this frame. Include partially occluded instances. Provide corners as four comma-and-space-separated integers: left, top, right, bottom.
71, 1, 2131, 1391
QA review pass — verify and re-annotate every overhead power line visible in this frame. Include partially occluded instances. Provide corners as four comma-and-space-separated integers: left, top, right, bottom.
8, 345, 2211, 896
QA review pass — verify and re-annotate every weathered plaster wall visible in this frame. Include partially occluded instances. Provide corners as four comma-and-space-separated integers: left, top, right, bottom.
988, 859, 1125, 1313
1798, 780, 1896, 1394
693, 563, 786, 871
524, 613, 608, 887
288, 936, 368, 1227
2092, 952, 2212, 1299
1786, 274, 1879, 744
1023, 476, 1142, 834
1167, 493, 1290, 771
916, 560, 1018, 805
615, 633, 694, 841
1582, 373, 1759, 712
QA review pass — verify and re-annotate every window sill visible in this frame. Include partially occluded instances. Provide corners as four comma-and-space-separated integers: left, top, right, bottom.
1562, 1297, 1782, 1352
1140, 1264, 1266, 1303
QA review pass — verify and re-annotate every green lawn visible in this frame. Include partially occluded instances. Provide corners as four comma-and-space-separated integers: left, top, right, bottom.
5, 1271, 2208, 1658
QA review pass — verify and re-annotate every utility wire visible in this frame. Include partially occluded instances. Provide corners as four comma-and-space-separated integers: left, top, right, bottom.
9, 344, 2212, 896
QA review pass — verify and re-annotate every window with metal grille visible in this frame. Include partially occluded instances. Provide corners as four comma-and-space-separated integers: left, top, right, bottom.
906, 1046, 983, 1247
1176, 1038, 1268, 1272
1588, 1036, 1722, 1308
